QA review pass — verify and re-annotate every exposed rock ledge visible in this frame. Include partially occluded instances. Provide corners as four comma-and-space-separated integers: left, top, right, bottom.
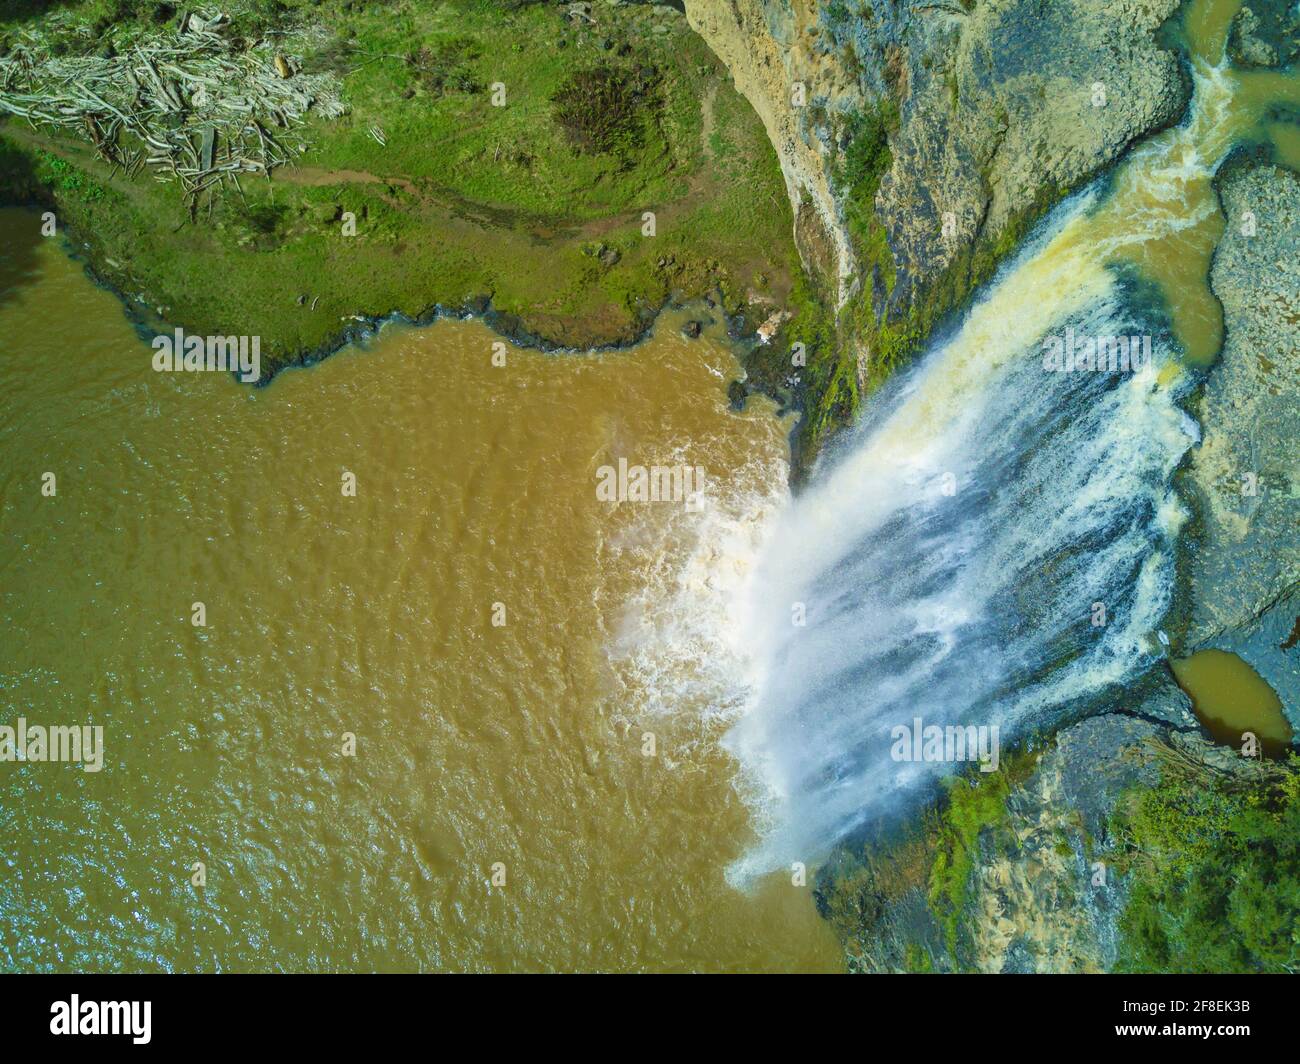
816, 710, 1293, 973
1183, 163, 1300, 733
683, 0, 859, 302
683, 0, 1185, 327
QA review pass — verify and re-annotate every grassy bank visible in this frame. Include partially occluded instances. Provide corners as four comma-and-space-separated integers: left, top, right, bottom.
0, 0, 802, 376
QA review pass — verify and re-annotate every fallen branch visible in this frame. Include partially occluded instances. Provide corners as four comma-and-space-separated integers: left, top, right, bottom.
0, 9, 348, 213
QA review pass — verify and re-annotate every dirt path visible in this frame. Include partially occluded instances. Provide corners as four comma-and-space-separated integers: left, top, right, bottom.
276, 165, 418, 195
700, 83, 719, 159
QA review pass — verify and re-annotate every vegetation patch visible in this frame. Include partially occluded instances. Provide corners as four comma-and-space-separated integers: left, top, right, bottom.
0, 0, 798, 373
550, 64, 660, 159
779, 99, 911, 463
404, 38, 484, 96
1110, 751, 1300, 973
815, 743, 1043, 971
926, 747, 1040, 960
831, 101, 897, 265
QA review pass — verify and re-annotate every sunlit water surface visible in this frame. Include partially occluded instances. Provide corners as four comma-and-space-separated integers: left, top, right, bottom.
0, 211, 841, 971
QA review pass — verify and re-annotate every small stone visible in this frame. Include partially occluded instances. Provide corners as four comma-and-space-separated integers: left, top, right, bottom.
682, 320, 702, 339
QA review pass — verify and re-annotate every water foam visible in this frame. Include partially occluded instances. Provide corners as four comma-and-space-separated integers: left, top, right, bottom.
601, 435, 790, 742
725, 190, 1199, 882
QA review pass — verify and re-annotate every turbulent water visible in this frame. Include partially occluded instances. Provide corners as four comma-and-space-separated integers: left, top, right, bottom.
728, 194, 1197, 879
726, 0, 1300, 879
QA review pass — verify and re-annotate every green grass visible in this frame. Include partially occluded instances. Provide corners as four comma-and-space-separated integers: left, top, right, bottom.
308, 1, 691, 218
1111, 754, 1300, 973
0, 0, 800, 372
32, 148, 105, 201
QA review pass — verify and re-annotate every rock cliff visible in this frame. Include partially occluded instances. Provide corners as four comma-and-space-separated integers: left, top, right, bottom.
1183, 162, 1300, 731
683, 0, 1186, 340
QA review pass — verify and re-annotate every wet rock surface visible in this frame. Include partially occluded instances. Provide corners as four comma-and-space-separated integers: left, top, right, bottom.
683, 0, 1186, 322
1228, 3, 1299, 68
1184, 163, 1300, 720
869, 0, 1186, 316
965, 716, 1164, 973
815, 713, 1272, 973
816, 714, 1167, 972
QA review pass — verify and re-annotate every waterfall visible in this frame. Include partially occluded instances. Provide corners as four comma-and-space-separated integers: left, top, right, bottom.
717, 18, 1300, 878
725, 183, 1201, 882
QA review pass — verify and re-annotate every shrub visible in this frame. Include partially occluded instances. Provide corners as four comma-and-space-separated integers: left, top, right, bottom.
550, 64, 658, 157
1115, 757, 1300, 973
405, 38, 483, 95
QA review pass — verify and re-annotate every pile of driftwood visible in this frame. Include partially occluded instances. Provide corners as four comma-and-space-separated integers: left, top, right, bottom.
0, 10, 347, 213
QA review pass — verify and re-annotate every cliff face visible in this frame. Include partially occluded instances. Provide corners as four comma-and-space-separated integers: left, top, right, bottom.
686, 0, 1300, 972
683, 0, 1185, 340
682, 0, 861, 303
815, 713, 1167, 973
817, 708, 1297, 973
1184, 163, 1300, 731
869, 0, 1185, 317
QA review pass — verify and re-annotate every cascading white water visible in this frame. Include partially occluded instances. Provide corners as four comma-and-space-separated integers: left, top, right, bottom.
601, 28, 1288, 884
719, 16, 1298, 878
725, 182, 1203, 882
